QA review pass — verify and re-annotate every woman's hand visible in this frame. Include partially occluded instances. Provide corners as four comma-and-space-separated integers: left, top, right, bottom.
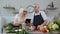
13, 19, 19, 26
30, 23, 34, 26
14, 22, 19, 26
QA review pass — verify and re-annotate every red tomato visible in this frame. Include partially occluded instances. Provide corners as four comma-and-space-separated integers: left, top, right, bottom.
42, 29, 47, 33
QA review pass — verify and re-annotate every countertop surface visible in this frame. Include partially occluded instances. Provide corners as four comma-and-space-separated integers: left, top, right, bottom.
2, 29, 60, 34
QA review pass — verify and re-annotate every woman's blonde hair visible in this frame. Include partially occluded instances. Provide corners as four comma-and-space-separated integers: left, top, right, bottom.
19, 8, 27, 14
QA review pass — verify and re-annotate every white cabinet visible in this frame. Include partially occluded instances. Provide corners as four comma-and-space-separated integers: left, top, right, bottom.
0, 16, 5, 34
0, 17, 1, 34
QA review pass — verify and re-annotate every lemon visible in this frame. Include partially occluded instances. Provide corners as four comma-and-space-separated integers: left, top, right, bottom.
48, 22, 53, 29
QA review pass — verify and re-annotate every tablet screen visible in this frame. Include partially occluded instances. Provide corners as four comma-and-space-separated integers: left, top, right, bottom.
25, 19, 31, 23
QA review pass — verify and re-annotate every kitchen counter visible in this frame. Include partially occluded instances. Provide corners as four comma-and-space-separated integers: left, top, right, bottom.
29, 31, 59, 34
2, 29, 60, 34
3, 32, 60, 34
2, 26, 60, 34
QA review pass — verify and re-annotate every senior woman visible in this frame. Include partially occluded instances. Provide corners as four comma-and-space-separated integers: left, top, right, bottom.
13, 8, 27, 26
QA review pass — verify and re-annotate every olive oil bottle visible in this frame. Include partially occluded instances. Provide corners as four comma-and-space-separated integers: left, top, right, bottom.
19, 24, 22, 29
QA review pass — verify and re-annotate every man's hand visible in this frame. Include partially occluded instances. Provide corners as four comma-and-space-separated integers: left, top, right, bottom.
37, 25, 44, 30
37, 25, 43, 28
42, 20, 47, 26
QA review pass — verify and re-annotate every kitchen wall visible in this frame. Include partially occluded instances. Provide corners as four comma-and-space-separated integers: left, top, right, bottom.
0, 0, 60, 33
0, 0, 60, 20
0, 0, 60, 23
0, 0, 60, 16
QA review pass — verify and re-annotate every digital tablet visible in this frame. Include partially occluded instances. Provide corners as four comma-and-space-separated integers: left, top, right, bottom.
25, 19, 31, 23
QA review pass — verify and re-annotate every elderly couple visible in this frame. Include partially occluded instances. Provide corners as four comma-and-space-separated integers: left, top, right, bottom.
13, 4, 47, 29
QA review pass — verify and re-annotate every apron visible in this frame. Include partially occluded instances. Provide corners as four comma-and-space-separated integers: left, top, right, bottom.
33, 13, 44, 28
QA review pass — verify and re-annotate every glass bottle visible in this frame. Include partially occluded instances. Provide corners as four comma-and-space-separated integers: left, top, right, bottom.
22, 23, 26, 29
19, 23, 22, 29
58, 13, 60, 20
